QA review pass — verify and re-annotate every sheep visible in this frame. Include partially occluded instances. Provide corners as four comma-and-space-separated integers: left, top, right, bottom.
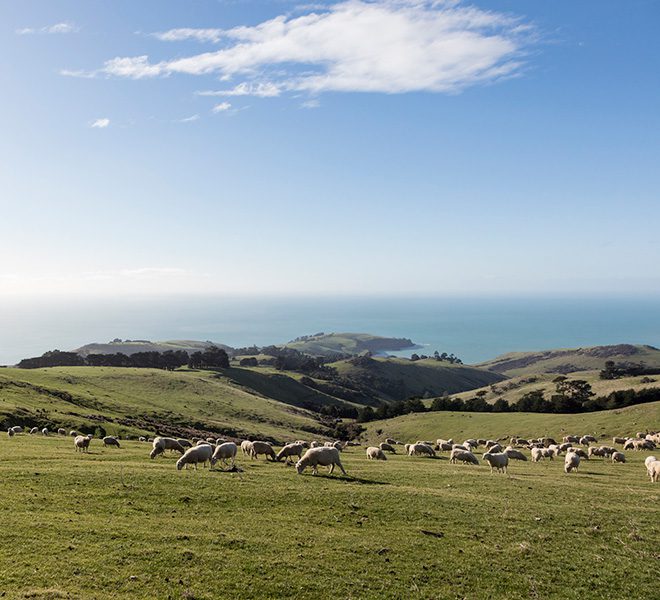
215, 438, 226, 445
564, 451, 580, 473
103, 436, 121, 448
436, 441, 453, 452
559, 442, 573, 453
324, 441, 335, 447
385, 437, 397, 445
332, 441, 345, 451
69, 430, 79, 437
611, 452, 626, 464
295, 447, 347, 476
408, 443, 436, 458
464, 439, 479, 449
612, 436, 627, 445
11, 426, 23, 434
541, 448, 556, 460
310, 441, 322, 448
647, 460, 660, 483
599, 446, 616, 457
57, 428, 66, 435
563, 435, 580, 443
249, 441, 276, 461
485, 443, 502, 454
196, 439, 212, 447
416, 440, 434, 447
276, 443, 304, 464
645, 456, 658, 476
483, 452, 509, 474
176, 444, 214, 470
404, 444, 411, 454
379, 442, 396, 454
452, 444, 470, 452
177, 439, 193, 448
570, 448, 589, 459
7, 428, 14, 438
588, 446, 607, 458
295, 440, 310, 448
74, 434, 92, 453
41, 428, 48, 436
477, 438, 487, 446
580, 435, 596, 446
240, 440, 253, 455
211, 442, 238, 469
531, 447, 544, 463
139, 436, 147, 442
485, 440, 499, 449
29, 427, 38, 435
541, 437, 557, 447
366, 446, 387, 461
150, 437, 185, 459
449, 449, 479, 465
504, 447, 527, 461
625, 439, 655, 451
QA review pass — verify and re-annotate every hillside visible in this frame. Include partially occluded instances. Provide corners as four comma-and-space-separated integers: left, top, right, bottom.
0, 366, 331, 442
285, 332, 416, 356
328, 356, 505, 401
364, 399, 660, 442
75, 339, 233, 357
477, 343, 660, 377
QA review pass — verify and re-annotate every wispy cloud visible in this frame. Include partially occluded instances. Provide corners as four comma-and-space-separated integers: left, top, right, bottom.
301, 99, 320, 109
90, 118, 110, 128
211, 102, 232, 113
17, 22, 79, 35
88, 1, 531, 99
176, 114, 200, 123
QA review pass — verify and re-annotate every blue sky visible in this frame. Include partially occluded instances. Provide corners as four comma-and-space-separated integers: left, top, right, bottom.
1, 0, 659, 297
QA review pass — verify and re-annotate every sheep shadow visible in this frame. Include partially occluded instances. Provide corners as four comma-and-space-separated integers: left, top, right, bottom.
308, 474, 390, 486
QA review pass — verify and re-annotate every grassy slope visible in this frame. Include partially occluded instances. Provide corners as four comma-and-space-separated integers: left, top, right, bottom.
477, 344, 660, 377
285, 332, 413, 355
330, 357, 505, 400
0, 367, 327, 441
0, 432, 658, 599
450, 370, 660, 405
364, 400, 660, 442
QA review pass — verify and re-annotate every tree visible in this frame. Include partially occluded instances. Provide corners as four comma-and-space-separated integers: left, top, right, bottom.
555, 379, 594, 405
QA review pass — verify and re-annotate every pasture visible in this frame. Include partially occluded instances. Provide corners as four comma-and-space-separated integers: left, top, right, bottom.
0, 432, 658, 599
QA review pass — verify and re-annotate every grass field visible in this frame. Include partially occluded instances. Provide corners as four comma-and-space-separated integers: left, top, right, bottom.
0, 427, 658, 600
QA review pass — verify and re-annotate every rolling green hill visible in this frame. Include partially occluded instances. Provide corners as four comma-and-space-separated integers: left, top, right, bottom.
75, 339, 232, 357
0, 366, 330, 442
285, 332, 415, 356
477, 343, 660, 377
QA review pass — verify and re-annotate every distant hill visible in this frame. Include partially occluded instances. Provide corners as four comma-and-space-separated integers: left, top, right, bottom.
477, 344, 660, 377
285, 332, 416, 356
75, 339, 233, 357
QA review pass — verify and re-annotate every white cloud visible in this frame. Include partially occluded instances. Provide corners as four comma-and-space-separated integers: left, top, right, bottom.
90, 118, 110, 128
212, 102, 232, 113
94, 1, 530, 97
152, 28, 224, 43
177, 114, 200, 123
196, 82, 281, 98
17, 22, 79, 35
301, 99, 320, 109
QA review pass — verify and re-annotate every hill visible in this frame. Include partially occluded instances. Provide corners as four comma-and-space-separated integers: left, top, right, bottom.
75, 339, 233, 357
285, 332, 416, 356
328, 356, 505, 401
477, 343, 660, 377
0, 366, 332, 442
364, 399, 660, 442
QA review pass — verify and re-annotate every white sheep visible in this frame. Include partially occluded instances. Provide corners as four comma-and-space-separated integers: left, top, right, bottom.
7, 428, 14, 438
408, 443, 436, 458
531, 447, 544, 462
69, 430, 79, 437
57, 428, 66, 435
41, 428, 48, 436
449, 449, 479, 465
563, 435, 580, 443
647, 460, 660, 483
644, 456, 657, 476
366, 446, 387, 460
504, 447, 527, 461
612, 436, 627, 445
29, 427, 39, 435
103, 436, 121, 448
483, 452, 509, 474
611, 452, 625, 463
276, 443, 304, 464
150, 437, 185, 459
485, 443, 503, 454
564, 451, 580, 473
379, 442, 396, 454
295, 440, 311, 448
176, 444, 214, 470
385, 437, 397, 445
177, 439, 193, 448
74, 434, 92, 453
139, 436, 147, 442
11, 426, 23, 434
295, 447, 347, 476
249, 441, 276, 461
241, 440, 253, 455
211, 442, 238, 469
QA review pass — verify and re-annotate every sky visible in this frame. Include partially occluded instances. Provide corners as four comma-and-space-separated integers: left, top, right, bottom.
1, 0, 659, 297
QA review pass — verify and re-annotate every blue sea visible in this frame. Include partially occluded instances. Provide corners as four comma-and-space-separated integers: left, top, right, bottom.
1, 295, 659, 366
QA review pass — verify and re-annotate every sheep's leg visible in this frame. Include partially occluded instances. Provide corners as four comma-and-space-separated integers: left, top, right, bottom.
328, 464, 335, 474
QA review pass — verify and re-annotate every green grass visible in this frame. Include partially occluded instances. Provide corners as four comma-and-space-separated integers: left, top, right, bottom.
0, 367, 327, 441
0, 429, 658, 599
364, 400, 660, 442
285, 332, 413, 355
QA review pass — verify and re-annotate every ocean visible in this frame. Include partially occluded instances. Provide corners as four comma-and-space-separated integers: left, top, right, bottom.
1, 295, 659, 366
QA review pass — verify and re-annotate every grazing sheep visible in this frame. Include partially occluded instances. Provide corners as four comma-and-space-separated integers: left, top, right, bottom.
332, 441, 345, 451
612, 436, 627, 445
176, 444, 214, 470
240, 440, 253, 455
385, 437, 397, 445
196, 439, 212, 447
645, 456, 658, 476
531, 447, 544, 463
559, 443, 573, 453
310, 441, 322, 448
69, 430, 79, 437
366, 446, 387, 461
41, 428, 48, 436
295, 440, 310, 448
417, 440, 435, 447
295, 447, 347, 476
276, 443, 304, 464
541, 437, 557, 447
324, 441, 335, 447
625, 439, 655, 451
379, 442, 396, 454
139, 436, 147, 442
580, 435, 597, 446
485, 440, 499, 449
150, 437, 186, 459
647, 460, 660, 483
436, 441, 453, 452
7, 428, 14, 438
249, 441, 277, 461
211, 442, 238, 469
570, 448, 589, 459
611, 452, 626, 463
57, 428, 66, 436
29, 427, 39, 435
177, 439, 193, 448
464, 439, 479, 449
408, 443, 436, 458
564, 451, 580, 473
103, 436, 121, 448
483, 452, 509, 474
588, 446, 607, 458
563, 435, 580, 443
11, 426, 23, 434
404, 444, 411, 454
504, 447, 527, 461
450, 449, 479, 465
541, 448, 556, 460
74, 434, 92, 453
486, 443, 503, 454
452, 444, 470, 452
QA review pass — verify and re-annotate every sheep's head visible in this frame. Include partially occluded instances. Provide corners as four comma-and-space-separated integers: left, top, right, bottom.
295, 459, 305, 474
176, 459, 184, 471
